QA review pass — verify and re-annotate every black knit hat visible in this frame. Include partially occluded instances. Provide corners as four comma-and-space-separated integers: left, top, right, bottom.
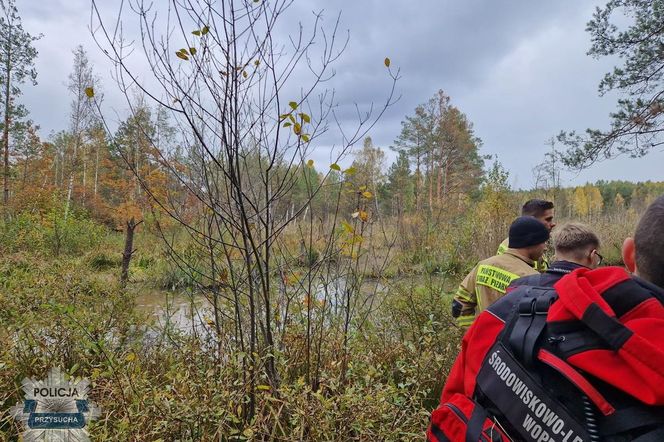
508, 216, 550, 248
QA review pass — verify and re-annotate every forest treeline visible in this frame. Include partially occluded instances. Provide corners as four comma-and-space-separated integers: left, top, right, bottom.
5, 72, 662, 232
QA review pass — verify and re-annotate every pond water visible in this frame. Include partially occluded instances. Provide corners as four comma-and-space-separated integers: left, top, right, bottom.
133, 274, 454, 334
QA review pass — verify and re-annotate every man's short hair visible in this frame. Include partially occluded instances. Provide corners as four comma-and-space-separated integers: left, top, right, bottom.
552, 223, 600, 260
635, 194, 664, 288
522, 199, 554, 217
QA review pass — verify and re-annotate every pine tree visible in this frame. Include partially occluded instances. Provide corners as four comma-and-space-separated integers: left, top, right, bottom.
559, 0, 664, 168
0, 0, 40, 205
383, 150, 413, 217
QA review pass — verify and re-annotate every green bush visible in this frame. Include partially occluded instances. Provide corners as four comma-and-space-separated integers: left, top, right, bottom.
0, 245, 464, 440
87, 250, 122, 270
0, 206, 106, 257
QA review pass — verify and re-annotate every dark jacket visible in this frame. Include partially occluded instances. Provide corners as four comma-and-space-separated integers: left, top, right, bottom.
508, 260, 586, 290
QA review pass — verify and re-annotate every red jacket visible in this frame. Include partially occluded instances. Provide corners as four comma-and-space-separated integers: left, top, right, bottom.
432, 267, 664, 440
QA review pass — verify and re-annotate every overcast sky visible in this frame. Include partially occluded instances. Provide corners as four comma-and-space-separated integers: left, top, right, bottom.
19, 0, 664, 188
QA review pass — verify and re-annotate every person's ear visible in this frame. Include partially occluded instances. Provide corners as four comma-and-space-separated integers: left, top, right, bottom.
622, 237, 637, 273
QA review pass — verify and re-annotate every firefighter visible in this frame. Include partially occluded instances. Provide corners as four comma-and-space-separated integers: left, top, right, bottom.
497, 199, 555, 271
452, 216, 549, 327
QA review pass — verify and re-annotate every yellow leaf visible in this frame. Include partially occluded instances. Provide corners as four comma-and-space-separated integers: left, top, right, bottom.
362, 191, 373, 199
201, 25, 210, 35
192, 30, 201, 36
301, 134, 310, 142
254, 59, 260, 66
243, 428, 254, 437
330, 163, 341, 171
257, 385, 271, 391
384, 57, 391, 67
289, 101, 298, 110
341, 220, 354, 233
307, 159, 314, 167
300, 113, 311, 123
293, 122, 301, 135
189, 47, 197, 55
180, 48, 189, 55
176, 51, 189, 61
359, 210, 369, 222
84, 87, 94, 98
343, 166, 356, 176
242, 70, 248, 78
283, 122, 291, 128
125, 352, 136, 362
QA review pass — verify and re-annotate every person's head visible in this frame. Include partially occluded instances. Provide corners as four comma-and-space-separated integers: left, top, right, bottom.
552, 223, 602, 269
508, 216, 550, 261
622, 194, 664, 288
522, 199, 556, 231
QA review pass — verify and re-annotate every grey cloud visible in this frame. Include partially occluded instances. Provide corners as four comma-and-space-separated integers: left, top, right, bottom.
16, 0, 664, 186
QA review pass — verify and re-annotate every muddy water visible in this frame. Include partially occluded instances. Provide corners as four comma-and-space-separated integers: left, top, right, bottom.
134, 275, 453, 334
135, 290, 213, 334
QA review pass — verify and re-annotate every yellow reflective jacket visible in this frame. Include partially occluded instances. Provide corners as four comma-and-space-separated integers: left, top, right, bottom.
453, 249, 538, 327
497, 237, 549, 272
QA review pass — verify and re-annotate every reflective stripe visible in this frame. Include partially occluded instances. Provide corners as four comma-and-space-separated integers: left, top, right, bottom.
497, 242, 508, 255
457, 315, 475, 327
455, 286, 473, 302
476, 264, 520, 294
536, 256, 550, 272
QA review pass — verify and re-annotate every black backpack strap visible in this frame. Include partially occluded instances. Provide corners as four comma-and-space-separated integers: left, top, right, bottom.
466, 405, 487, 442
508, 286, 557, 367
601, 406, 664, 437
632, 425, 664, 442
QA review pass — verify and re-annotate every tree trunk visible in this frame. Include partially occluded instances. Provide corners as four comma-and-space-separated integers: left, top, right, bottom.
436, 148, 442, 205
82, 147, 87, 199
428, 148, 433, 212
120, 217, 141, 287
415, 150, 421, 211
64, 135, 79, 220
94, 147, 99, 196
3, 66, 11, 206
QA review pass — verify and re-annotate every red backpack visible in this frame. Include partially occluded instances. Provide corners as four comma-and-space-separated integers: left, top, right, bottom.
428, 267, 664, 441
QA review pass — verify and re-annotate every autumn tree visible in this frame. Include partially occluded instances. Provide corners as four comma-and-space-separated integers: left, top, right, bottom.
559, 0, 664, 168
11, 119, 40, 188
63, 46, 100, 219
351, 137, 386, 189
614, 192, 625, 210
573, 186, 590, 218
91, 0, 398, 419
0, 0, 40, 205
586, 184, 604, 219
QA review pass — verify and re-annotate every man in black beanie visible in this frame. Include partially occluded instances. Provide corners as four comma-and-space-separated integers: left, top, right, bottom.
452, 216, 550, 327
496, 199, 555, 271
